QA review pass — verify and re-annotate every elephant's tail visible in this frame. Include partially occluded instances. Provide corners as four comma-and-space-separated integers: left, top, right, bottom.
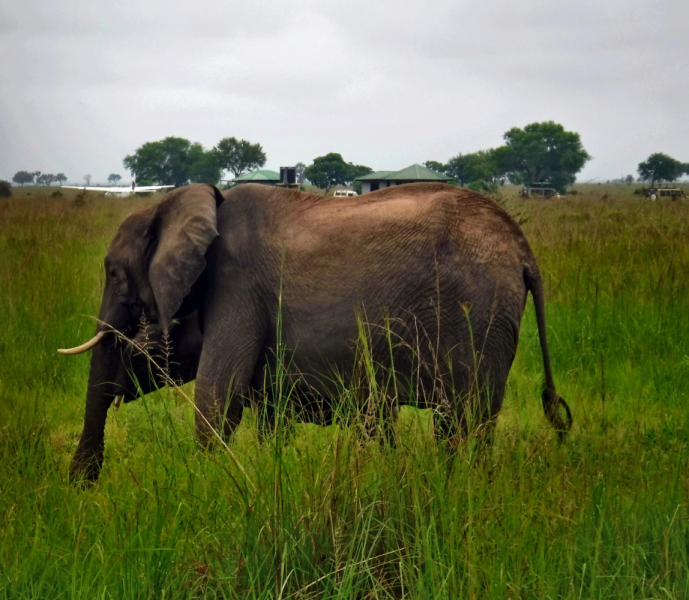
524, 265, 573, 438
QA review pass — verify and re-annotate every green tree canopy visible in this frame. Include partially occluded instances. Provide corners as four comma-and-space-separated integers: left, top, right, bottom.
304, 153, 372, 193
37, 174, 55, 186
12, 171, 34, 186
123, 137, 221, 187
107, 173, 122, 185
347, 163, 373, 181
423, 161, 448, 175
188, 143, 222, 184
124, 137, 192, 187
214, 137, 267, 178
445, 149, 510, 186
55, 173, 67, 186
501, 121, 591, 192
637, 153, 685, 185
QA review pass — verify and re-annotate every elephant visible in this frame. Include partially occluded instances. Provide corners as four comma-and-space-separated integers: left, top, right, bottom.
60, 182, 572, 482
91, 311, 328, 436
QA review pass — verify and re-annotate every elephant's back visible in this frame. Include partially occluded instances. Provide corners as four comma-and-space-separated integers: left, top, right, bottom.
279, 183, 534, 273
219, 182, 535, 307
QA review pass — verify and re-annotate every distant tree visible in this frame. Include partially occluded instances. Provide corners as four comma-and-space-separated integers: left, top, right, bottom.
33, 171, 41, 184
38, 174, 55, 186
347, 163, 373, 182
12, 171, 34, 186
500, 121, 591, 193
84, 174, 92, 185
625, 174, 634, 184
295, 162, 306, 184
305, 153, 372, 193
444, 154, 470, 185
423, 161, 447, 175
107, 173, 122, 185
637, 153, 684, 185
55, 173, 67, 186
124, 137, 193, 187
0, 180, 11, 198
187, 143, 222, 185
305, 153, 349, 192
445, 149, 509, 186
214, 137, 267, 178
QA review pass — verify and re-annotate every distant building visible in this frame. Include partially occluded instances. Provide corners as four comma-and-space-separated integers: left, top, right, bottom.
356, 163, 451, 194
230, 169, 280, 186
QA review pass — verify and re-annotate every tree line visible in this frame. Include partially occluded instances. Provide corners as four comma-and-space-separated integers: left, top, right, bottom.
122, 136, 372, 192
423, 123, 687, 192
123, 136, 267, 187
12, 171, 68, 186
9, 122, 687, 195
424, 121, 592, 193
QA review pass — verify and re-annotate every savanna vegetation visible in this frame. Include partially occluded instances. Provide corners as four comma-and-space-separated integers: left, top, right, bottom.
1, 184, 688, 599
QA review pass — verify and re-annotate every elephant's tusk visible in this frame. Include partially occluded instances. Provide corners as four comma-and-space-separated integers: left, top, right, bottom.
113, 395, 123, 411
58, 331, 107, 355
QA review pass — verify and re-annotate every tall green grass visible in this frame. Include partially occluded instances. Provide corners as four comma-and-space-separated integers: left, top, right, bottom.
1, 188, 688, 598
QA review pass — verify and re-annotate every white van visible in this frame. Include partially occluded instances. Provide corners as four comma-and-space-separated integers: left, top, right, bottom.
333, 190, 358, 198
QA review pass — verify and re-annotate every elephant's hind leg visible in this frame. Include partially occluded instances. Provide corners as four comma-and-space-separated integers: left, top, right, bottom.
194, 373, 247, 446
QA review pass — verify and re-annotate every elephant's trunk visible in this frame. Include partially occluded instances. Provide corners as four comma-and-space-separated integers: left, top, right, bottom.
69, 336, 120, 483
58, 330, 108, 355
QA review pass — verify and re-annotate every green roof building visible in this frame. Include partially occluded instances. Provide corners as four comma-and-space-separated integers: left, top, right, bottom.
231, 169, 281, 185
355, 164, 451, 194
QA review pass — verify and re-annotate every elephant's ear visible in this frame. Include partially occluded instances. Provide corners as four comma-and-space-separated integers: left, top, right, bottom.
148, 185, 224, 329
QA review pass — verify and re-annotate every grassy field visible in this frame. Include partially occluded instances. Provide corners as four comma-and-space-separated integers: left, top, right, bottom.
1, 185, 688, 599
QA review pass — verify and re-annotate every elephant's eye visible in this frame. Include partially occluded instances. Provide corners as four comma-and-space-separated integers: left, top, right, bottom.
108, 269, 118, 280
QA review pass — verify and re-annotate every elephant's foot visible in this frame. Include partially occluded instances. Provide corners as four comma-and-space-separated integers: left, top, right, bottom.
69, 447, 104, 486
194, 402, 244, 449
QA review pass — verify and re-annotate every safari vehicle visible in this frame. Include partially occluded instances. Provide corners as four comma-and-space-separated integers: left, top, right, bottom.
647, 186, 687, 201
520, 183, 560, 199
333, 190, 358, 198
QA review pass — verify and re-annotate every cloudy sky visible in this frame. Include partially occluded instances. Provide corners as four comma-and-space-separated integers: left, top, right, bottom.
1, 0, 686, 184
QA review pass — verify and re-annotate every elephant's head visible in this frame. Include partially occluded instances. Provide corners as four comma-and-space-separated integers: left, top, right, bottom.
60, 184, 223, 482
112, 311, 203, 407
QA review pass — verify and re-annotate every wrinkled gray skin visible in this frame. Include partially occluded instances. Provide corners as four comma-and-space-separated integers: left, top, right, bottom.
68, 183, 571, 482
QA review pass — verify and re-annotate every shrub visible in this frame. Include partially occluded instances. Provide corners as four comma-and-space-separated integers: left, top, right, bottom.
51, 190, 63, 198
467, 179, 498, 194
0, 180, 12, 198
73, 190, 89, 207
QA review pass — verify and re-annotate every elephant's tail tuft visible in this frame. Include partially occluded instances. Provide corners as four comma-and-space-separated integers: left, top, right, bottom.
542, 388, 572, 440
524, 264, 573, 438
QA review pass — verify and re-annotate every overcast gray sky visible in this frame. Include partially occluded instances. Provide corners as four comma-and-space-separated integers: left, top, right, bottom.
1, 0, 686, 184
